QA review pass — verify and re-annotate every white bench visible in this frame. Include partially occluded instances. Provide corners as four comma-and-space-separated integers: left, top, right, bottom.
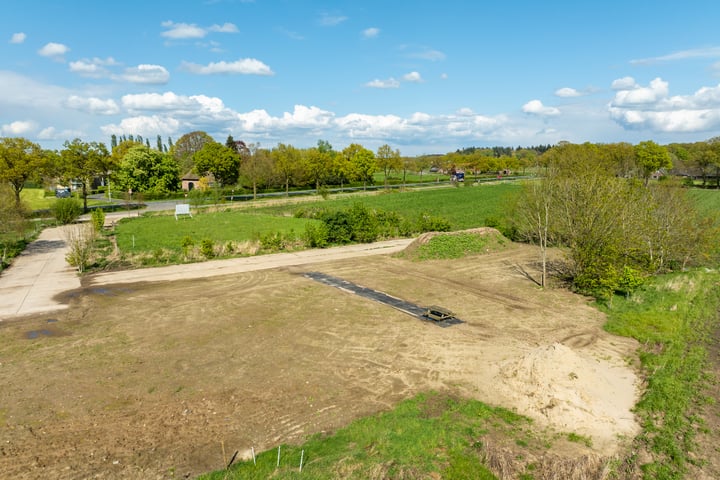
174, 203, 192, 220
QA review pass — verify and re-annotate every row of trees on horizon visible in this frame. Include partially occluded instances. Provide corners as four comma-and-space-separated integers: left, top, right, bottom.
2, 131, 720, 214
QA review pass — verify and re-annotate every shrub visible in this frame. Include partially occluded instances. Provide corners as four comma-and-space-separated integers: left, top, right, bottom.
417, 212, 451, 232
200, 238, 215, 258
348, 203, 379, 243
376, 210, 403, 238
180, 235, 195, 250
90, 209, 105, 233
52, 198, 82, 224
617, 265, 645, 296
63, 223, 95, 273
304, 222, 329, 248
259, 231, 286, 251
319, 210, 353, 244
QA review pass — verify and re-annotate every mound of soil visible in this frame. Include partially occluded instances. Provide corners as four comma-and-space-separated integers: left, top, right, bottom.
492, 343, 640, 451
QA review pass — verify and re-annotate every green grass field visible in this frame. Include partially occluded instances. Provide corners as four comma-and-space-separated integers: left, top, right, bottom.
19, 187, 110, 210
256, 182, 522, 231
112, 183, 521, 259
199, 392, 538, 480
19, 188, 58, 210
687, 188, 720, 216
115, 210, 318, 253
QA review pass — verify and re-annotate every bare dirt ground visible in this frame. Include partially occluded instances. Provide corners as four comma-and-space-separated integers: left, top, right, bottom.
0, 242, 641, 479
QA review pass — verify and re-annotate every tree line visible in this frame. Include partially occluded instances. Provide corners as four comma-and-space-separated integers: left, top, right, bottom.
3, 133, 720, 210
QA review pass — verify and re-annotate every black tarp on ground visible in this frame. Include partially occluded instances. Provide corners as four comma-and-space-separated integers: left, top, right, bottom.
303, 271, 464, 328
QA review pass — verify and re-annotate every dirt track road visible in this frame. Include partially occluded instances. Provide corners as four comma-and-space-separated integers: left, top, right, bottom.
84, 238, 414, 287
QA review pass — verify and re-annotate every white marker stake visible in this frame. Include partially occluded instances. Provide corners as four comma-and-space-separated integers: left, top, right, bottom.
299, 449, 304, 472
251, 446, 256, 465
277, 446, 281, 467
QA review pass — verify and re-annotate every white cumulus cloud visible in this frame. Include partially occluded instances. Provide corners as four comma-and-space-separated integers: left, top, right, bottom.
101, 115, 181, 137
38, 42, 69, 59
609, 77, 720, 133
10, 32, 26, 44
611, 77, 668, 106
363, 27, 380, 38
69, 57, 118, 78
281, 105, 334, 128
555, 87, 582, 97
611, 76, 637, 90
65, 96, 120, 115
522, 99, 560, 116
1, 120, 35, 135
122, 64, 170, 84
37, 126, 84, 140
403, 71, 423, 83
179, 59, 274, 75
161, 21, 207, 39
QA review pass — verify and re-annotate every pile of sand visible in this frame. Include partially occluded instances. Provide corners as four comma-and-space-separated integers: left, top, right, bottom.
492, 343, 639, 452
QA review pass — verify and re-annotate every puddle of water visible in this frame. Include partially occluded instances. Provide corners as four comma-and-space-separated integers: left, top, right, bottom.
46, 318, 58, 323
25, 329, 55, 339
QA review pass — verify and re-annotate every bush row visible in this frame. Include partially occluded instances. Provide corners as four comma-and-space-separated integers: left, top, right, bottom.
297, 203, 450, 248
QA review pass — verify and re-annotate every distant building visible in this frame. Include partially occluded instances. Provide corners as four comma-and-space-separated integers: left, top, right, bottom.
181, 173, 200, 191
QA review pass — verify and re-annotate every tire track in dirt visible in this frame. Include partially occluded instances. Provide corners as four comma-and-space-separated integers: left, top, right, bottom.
377, 264, 537, 311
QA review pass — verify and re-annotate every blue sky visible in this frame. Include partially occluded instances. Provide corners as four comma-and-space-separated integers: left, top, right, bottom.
2, 0, 720, 155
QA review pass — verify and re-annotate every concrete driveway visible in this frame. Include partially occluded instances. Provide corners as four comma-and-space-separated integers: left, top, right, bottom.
0, 227, 81, 320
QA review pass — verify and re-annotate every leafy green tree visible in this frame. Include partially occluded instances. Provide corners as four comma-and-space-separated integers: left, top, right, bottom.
0, 137, 47, 206
60, 139, 110, 212
376, 144, 401, 187
414, 155, 432, 179
634, 140, 672, 186
514, 148, 537, 175
112, 145, 179, 194
170, 131, 214, 174
193, 141, 240, 187
317, 139, 333, 154
240, 144, 273, 199
272, 143, 303, 195
342, 143, 376, 189
303, 146, 333, 191
600, 142, 636, 177
331, 149, 353, 191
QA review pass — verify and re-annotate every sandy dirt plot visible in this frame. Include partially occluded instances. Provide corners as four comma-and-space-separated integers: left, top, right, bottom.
0, 243, 640, 479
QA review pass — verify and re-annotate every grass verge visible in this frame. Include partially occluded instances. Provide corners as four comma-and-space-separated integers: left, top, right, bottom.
601, 269, 720, 478
198, 392, 560, 480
